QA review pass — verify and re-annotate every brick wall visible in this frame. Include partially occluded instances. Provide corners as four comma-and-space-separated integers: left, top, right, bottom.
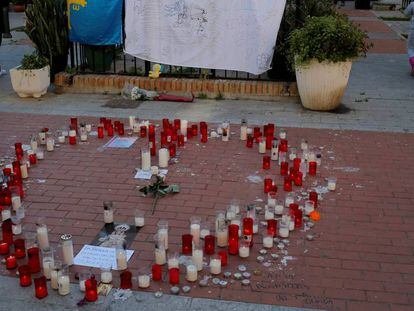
55, 73, 298, 101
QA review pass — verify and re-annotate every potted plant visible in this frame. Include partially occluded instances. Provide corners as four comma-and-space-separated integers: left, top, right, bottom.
289, 15, 370, 111
25, 0, 69, 80
10, 53, 50, 98
11, 0, 26, 12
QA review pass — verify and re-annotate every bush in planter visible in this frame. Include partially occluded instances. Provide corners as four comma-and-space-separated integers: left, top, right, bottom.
20, 53, 48, 70
25, 0, 69, 79
289, 15, 371, 111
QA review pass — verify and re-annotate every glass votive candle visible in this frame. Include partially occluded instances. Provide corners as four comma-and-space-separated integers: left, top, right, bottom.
1, 207, 11, 222
14, 238, 26, 258
154, 234, 167, 265
285, 193, 295, 207
246, 134, 253, 148
228, 224, 239, 255
100, 265, 113, 284
50, 260, 62, 290
97, 126, 104, 139
58, 265, 71, 296
139, 125, 147, 138
262, 156, 271, 170
216, 225, 228, 248
200, 222, 211, 239
69, 129, 77, 145
79, 271, 91, 292
294, 209, 303, 228
264, 177, 273, 193
267, 219, 277, 237
34, 276, 48, 299
169, 143, 177, 158
18, 265, 32, 287
305, 200, 315, 216
138, 268, 151, 288
85, 275, 98, 302
267, 191, 277, 208
280, 161, 289, 176
204, 235, 215, 255
294, 171, 303, 186
274, 199, 284, 215
218, 250, 228, 267
309, 191, 318, 208
263, 233, 274, 249
118, 123, 125, 136
265, 205, 274, 220
36, 150, 44, 160
134, 209, 145, 228
152, 264, 162, 281
308, 161, 317, 176
289, 148, 297, 161
178, 134, 185, 147
116, 245, 128, 271
28, 150, 37, 165
283, 176, 292, 192
169, 267, 180, 285
12, 216, 22, 236
186, 261, 198, 282
168, 252, 179, 269
238, 241, 250, 259
328, 177, 337, 191
293, 158, 301, 171
190, 216, 201, 246
192, 246, 204, 271
27, 246, 41, 274
42, 247, 54, 279
279, 216, 290, 238
36, 217, 49, 250
103, 201, 114, 224
5, 254, 17, 269
182, 234, 193, 255
210, 255, 222, 274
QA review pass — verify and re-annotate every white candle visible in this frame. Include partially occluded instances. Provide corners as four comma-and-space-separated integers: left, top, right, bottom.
271, 146, 278, 161
141, 149, 151, 171
285, 196, 294, 207
158, 148, 169, 168
129, 116, 135, 129
86, 124, 92, 132
222, 123, 230, 142
268, 197, 276, 208
80, 134, 88, 142
62, 242, 74, 266
101, 271, 113, 283
279, 227, 289, 238
239, 245, 250, 258
58, 275, 70, 295
31, 139, 38, 152
12, 223, 22, 235
240, 125, 247, 141
46, 139, 54, 151
36, 150, 44, 160
51, 269, 61, 289
43, 258, 54, 279
186, 264, 198, 282
217, 229, 228, 247
190, 223, 201, 245
180, 120, 188, 136
1, 209, 11, 221
79, 280, 86, 292
12, 196, 21, 211
168, 257, 179, 269
39, 132, 46, 145
104, 209, 114, 224
210, 258, 221, 275
132, 123, 140, 133
328, 178, 337, 191
151, 166, 159, 175
279, 131, 286, 139
116, 250, 128, 270
305, 201, 315, 216
135, 217, 145, 227
200, 228, 210, 239
301, 140, 308, 150
37, 226, 49, 250
253, 223, 259, 234
263, 236, 274, 248
158, 228, 168, 250
192, 249, 203, 271
138, 274, 150, 288
265, 207, 274, 220
20, 163, 28, 179
58, 136, 65, 143
289, 219, 295, 231
259, 140, 266, 153
155, 247, 166, 265
275, 203, 284, 215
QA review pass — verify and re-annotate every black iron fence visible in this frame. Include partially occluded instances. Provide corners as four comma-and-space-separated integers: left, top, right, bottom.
68, 42, 277, 81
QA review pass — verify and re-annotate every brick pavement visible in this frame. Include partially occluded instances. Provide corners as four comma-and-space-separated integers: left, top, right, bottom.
1, 112, 413, 311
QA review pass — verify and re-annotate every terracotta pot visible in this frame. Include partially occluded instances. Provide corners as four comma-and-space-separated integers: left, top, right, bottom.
13, 4, 25, 13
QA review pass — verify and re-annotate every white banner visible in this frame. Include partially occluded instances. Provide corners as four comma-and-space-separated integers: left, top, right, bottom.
125, 0, 286, 75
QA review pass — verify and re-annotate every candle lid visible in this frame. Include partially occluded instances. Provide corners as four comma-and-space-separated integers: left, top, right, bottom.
60, 234, 72, 241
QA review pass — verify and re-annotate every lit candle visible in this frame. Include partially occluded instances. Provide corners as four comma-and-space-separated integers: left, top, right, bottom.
240, 119, 248, 141
12, 195, 21, 211
20, 162, 28, 179
192, 247, 203, 271
138, 274, 150, 288
168, 253, 179, 269
46, 137, 55, 151
221, 121, 230, 142
190, 216, 201, 245
42, 257, 54, 279
129, 116, 135, 129
36, 222, 49, 250
155, 247, 166, 265
180, 120, 188, 137
100, 267, 113, 283
50, 262, 62, 290
258, 138, 266, 154
285, 194, 294, 207
264, 205, 274, 220
239, 242, 250, 258
6, 254, 17, 269
263, 234, 274, 248
60, 234, 74, 266
275, 201, 284, 215
157, 220, 169, 250
36, 150, 44, 160
39, 132, 46, 145
186, 263, 198, 282
328, 177, 337, 191
116, 248, 128, 271
2, 208, 11, 221
209, 256, 221, 275
158, 148, 169, 168
58, 275, 70, 296
216, 228, 228, 248
141, 148, 151, 171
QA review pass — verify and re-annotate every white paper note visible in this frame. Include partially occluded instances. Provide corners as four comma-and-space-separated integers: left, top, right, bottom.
74, 245, 134, 270
103, 137, 137, 149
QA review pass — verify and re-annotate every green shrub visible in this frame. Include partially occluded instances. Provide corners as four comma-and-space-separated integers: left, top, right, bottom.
20, 53, 49, 70
289, 15, 370, 67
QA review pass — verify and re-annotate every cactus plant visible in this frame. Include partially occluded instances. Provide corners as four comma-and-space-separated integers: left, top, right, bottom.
25, 0, 69, 78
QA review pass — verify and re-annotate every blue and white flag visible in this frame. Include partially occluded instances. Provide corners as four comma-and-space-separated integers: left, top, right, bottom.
68, 0, 123, 45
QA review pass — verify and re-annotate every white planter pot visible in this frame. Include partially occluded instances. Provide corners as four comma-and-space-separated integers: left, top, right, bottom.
10, 65, 50, 98
295, 59, 352, 111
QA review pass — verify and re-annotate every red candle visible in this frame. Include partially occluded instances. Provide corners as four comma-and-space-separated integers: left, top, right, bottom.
218, 250, 228, 267
204, 235, 215, 255
294, 209, 303, 228
140, 126, 147, 138
69, 134, 76, 145
265, 136, 273, 150
166, 128, 172, 143
27, 247, 41, 274
152, 264, 162, 281
283, 176, 292, 192
2, 219, 13, 245
289, 203, 299, 212
14, 239, 26, 258
18, 265, 32, 287
12, 161, 22, 180
169, 143, 176, 158
246, 135, 253, 148
97, 126, 104, 139
200, 128, 208, 143
85, 275, 98, 301
280, 161, 289, 176
186, 127, 192, 140
182, 234, 193, 255
253, 127, 260, 140
107, 125, 114, 137
99, 117, 106, 124
309, 191, 318, 208
264, 178, 273, 193
148, 124, 155, 136
200, 122, 207, 130
162, 118, 170, 130
0, 241, 9, 255
34, 276, 48, 299
191, 124, 198, 136
119, 270, 132, 290
294, 171, 303, 186
242, 218, 253, 247
293, 158, 301, 171
149, 134, 156, 156
114, 121, 121, 131
267, 219, 277, 237
5, 254, 17, 269
309, 161, 317, 176
178, 134, 185, 147
279, 139, 288, 152
169, 268, 180, 285
15, 143, 24, 161
262, 156, 271, 170
160, 132, 167, 147
118, 123, 125, 136
267, 123, 275, 137
171, 128, 178, 141
228, 224, 239, 255
29, 152, 37, 165
70, 117, 78, 133
174, 119, 181, 130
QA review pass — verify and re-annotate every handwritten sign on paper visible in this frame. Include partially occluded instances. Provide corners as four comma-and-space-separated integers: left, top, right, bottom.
134, 169, 168, 180
74, 245, 134, 270
103, 137, 137, 149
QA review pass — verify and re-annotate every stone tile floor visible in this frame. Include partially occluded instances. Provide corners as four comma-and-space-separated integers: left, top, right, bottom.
0, 112, 413, 311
